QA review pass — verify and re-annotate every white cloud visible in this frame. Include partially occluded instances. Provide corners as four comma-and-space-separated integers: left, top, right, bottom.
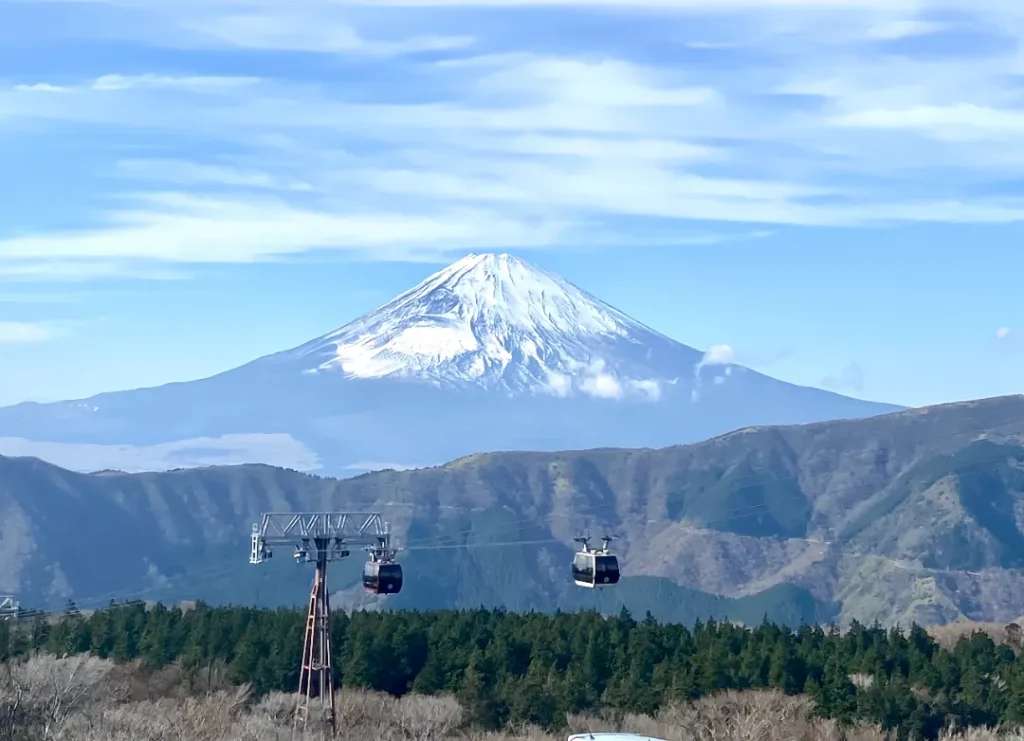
865, 19, 946, 40
692, 344, 736, 401
13, 83, 69, 94
501, 135, 721, 161
577, 359, 623, 399
91, 74, 260, 92
700, 344, 736, 366
996, 327, 1012, 340
5, 0, 1024, 288
832, 104, 1024, 141
0, 293, 78, 304
580, 371, 623, 399
0, 433, 321, 473
355, 161, 841, 226
473, 56, 717, 108
628, 378, 662, 401
544, 367, 659, 400
116, 159, 313, 191
0, 261, 186, 282
0, 321, 55, 344
187, 12, 474, 54
0, 193, 565, 266
545, 371, 572, 397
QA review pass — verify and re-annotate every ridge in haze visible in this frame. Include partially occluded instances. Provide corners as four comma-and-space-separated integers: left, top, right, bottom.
3, 395, 1022, 627
0, 253, 899, 474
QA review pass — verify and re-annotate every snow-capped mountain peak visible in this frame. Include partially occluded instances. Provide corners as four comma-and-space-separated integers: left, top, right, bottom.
284, 253, 698, 397
0, 253, 900, 475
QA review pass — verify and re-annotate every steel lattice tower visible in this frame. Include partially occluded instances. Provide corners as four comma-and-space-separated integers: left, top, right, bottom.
250, 512, 391, 737
296, 538, 336, 733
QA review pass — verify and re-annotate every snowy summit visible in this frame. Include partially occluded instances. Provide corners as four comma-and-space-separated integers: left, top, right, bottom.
281, 253, 697, 400
0, 252, 899, 474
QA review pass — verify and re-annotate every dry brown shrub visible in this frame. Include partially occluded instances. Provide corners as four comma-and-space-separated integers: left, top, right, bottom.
60, 685, 252, 741
248, 690, 295, 725
392, 692, 464, 740
656, 690, 876, 741
108, 661, 186, 701
263, 688, 464, 741
938, 730, 1024, 740
569, 690, 885, 741
461, 725, 554, 741
11, 658, 1024, 741
0, 654, 117, 740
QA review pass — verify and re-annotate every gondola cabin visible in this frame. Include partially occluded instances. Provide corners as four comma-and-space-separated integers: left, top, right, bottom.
572, 551, 620, 588
363, 560, 403, 594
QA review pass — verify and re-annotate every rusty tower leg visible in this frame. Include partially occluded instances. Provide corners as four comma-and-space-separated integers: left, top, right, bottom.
294, 539, 335, 738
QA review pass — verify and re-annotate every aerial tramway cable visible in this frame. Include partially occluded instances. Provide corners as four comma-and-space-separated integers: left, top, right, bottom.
19, 501, 845, 615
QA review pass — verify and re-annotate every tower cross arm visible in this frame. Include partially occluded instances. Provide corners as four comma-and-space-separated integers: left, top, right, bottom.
250, 512, 388, 564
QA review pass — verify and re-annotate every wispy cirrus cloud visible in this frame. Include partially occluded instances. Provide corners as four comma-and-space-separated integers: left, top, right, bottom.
185, 12, 474, 54
115, 159, 314, 192
0, 321, 57, 344
4, 0, 1024, 283
864, 19, 947, 40
0, 261, 187, 283
497, 135, 722, 162
459, 55, 717, 108
0, 193, 566, 265
12, 82, 69, 94
832, 104, 1024, 141
12, 74, 260, 96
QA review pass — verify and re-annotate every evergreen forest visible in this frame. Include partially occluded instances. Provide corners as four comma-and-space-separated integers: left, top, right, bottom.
3, 603, 1024, 740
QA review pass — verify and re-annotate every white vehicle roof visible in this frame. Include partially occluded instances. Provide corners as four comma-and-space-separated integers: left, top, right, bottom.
567, 734, 668, 741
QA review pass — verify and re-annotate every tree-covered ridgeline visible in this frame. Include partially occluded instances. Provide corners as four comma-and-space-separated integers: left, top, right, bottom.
2, 604, 1024, 739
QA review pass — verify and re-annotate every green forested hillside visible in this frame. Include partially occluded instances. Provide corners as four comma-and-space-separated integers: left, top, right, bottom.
2, 395, 1024, 625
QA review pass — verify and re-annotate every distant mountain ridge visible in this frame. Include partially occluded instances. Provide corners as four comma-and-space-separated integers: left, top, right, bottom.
0, 253, 896, 474
2, 394, 1023, 627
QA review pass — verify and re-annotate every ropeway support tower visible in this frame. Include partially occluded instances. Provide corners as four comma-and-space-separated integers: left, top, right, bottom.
250, 512, 392, 737
0, 595, 20, 621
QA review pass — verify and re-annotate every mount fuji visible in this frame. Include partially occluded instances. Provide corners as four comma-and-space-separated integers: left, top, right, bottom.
279, 252, 701, 398
0, 254, 898, 474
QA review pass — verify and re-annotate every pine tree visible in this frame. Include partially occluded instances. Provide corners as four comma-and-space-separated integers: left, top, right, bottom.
811, 655, 857, 723
412, 651, 446, 694
460, 650, 501, 729
229, 623, 266, 690
509, 658, 558, 727
768, 639, 805, 695
342, 630, 379, 689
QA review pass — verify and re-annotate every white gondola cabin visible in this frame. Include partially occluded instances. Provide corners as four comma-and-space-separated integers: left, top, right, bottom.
571, 536, 620, 588
363, 534, 403, 594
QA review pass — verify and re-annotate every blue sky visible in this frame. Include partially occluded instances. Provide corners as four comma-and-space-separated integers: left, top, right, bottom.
0, 0, 1021, 408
